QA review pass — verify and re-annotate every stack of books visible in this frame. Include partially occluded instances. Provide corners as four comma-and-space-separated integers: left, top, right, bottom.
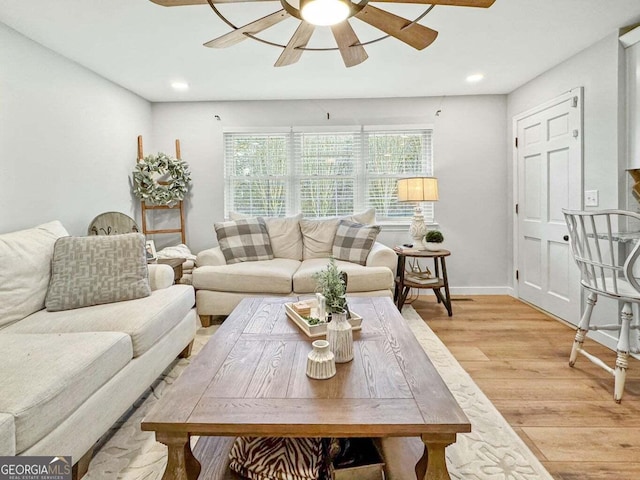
405, 272, 440, 285
394, 245, 420, 254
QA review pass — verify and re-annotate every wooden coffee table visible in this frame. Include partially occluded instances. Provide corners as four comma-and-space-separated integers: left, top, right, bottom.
142, 296, 470, 480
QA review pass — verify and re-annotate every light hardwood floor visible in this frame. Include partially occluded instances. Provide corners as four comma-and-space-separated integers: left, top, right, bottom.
411, 295, 640, 480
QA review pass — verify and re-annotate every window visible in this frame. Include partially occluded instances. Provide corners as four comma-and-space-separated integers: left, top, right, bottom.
364, 129, 433, 220
224, 127, 433, 222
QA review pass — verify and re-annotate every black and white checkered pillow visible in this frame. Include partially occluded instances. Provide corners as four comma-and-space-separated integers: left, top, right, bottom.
214, 218, 274, 264
332, 220, 381, 266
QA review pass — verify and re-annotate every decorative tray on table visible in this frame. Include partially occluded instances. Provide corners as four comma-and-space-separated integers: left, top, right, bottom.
284, 302, 362, 338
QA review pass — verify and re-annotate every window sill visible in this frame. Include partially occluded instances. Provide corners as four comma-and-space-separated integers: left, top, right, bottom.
377, 221, 440, 232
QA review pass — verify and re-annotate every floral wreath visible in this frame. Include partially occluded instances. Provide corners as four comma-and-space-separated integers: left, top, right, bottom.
132, 153, 192, 206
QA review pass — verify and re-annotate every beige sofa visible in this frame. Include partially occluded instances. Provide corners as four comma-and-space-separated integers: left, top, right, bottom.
0, 221, 197, 475
193, 211, 398, 321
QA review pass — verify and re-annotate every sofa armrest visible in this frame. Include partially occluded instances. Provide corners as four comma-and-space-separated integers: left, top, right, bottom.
148, 264, 174, 290
366, 242, 397, 275
0, 413, 15, 456
196, 246, 227, 267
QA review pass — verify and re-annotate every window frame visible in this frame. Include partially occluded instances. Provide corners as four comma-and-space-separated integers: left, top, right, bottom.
223, 125, 434, 223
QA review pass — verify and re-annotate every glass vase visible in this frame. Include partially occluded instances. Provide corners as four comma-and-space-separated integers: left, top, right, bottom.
326, 310, 353, 363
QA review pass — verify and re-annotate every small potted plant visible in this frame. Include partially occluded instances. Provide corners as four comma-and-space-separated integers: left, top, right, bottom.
313, 258, 348, 320
424, 230, 444, 251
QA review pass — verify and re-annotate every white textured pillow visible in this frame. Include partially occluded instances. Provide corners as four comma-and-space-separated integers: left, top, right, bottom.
299, 209, 377, 260
349, 208, 376, 225
0, 221, 69, 327
299, 218, 341, 260
229, 212, 303, 261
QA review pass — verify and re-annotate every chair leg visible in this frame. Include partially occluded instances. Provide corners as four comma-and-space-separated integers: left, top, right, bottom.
614, 303, 633, 403
570, 292, 597, 367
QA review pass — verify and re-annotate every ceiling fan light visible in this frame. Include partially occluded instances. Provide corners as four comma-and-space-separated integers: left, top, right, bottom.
301, 0, 350, 26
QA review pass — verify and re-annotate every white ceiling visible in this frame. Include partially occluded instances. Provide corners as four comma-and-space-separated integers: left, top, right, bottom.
1, 0, 640, 102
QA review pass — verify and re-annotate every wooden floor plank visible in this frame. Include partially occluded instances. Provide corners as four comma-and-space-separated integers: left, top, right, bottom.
461, 358, 640, 379
543, 462, 640, 480
493, 399, 640, 427
524, 427, 640, 462
411, 295, 640, 480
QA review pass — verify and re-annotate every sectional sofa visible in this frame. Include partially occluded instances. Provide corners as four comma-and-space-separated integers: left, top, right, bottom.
0, 221, 197, 477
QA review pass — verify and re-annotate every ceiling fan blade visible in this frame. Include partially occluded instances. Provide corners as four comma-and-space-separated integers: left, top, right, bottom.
355, 5, 438, 50
330, 21, 368, 68
204, 10, 289, 48
274, 22, 316, 67
370, 0, 495, 7
150, 0, 272, 6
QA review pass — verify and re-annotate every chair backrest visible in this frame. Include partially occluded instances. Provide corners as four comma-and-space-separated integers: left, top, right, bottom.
88, 212, 139, 236
563, 209, 640, 298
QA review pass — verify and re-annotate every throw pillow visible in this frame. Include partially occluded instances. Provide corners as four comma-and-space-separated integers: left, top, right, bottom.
332, 220, 381, 266
0, 220, 69, 326
348, 208, 376, 225
299, 218, 341, 260
45, 233, 151, 312
214, 217, 274, 264
229, 437, 331, 480
229, 212, 303, 261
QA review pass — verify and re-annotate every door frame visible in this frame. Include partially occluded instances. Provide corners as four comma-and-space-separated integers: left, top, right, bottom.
512, 87, 584, 306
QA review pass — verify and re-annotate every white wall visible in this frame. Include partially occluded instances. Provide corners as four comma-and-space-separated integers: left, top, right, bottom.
627, 36, 640, 172
0, 23, 152, 236
507, 33, 624, 277
152, 95, 509, 293
507, 33, 625, 346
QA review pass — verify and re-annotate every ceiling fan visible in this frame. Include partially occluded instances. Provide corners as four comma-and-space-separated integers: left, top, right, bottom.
150, 0, 495, 67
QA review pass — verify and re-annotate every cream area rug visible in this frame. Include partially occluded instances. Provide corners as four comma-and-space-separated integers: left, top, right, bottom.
85, 306, 553, 480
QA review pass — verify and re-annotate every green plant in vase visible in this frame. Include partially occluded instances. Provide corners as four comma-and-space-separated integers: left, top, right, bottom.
313, 257, 348, 319
424, 230, 444, 251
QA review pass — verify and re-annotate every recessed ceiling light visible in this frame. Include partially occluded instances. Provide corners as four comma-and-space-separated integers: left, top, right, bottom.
466, 73, 484, 83
171, 81, 189, 91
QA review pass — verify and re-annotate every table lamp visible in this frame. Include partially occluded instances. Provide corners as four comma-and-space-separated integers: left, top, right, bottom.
397, 177, 439, 250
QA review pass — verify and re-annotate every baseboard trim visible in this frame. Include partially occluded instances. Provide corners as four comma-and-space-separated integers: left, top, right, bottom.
587, 329, 617, 352
448, 287, 513, 295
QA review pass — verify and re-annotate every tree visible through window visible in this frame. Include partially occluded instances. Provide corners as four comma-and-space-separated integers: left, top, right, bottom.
224, 127, 433, 221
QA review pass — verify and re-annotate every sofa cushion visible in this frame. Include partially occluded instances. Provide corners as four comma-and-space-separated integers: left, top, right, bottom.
193, 259, 300, 294
0, 332, 132, 453
0, 221, 69, 328
230, 212, 303, 261
0, 413, 15, 456
299, 218, 340, 260
215, 218, 274, 264
5, 285, 194, 357
332, 220, 381, 266
293, 258, 393, 293
45, 233, 151, 312
299, 209, 377, 260
349, 208, 376, 225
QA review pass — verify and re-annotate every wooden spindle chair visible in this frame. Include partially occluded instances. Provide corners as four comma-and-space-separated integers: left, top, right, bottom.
563, 209, 640, 402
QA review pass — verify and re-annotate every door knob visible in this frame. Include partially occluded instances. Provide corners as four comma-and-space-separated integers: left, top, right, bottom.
563, 235, 569, 241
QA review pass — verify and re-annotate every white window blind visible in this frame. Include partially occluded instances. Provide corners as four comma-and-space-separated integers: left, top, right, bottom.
364, 129, 434, 221
294, 131, 360, 217
224, 132, 290, 217
224, 127, 434, 221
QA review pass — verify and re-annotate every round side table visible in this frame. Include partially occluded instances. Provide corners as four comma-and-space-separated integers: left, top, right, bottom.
394, 248, 452, 316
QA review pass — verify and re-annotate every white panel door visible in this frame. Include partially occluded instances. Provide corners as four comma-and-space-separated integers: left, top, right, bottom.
516, 89, 582, 323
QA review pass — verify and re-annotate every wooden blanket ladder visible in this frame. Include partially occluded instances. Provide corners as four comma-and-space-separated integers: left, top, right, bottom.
137, 135, 186, 244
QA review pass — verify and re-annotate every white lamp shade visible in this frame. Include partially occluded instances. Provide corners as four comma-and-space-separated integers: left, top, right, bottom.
397, 177, 439, 202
